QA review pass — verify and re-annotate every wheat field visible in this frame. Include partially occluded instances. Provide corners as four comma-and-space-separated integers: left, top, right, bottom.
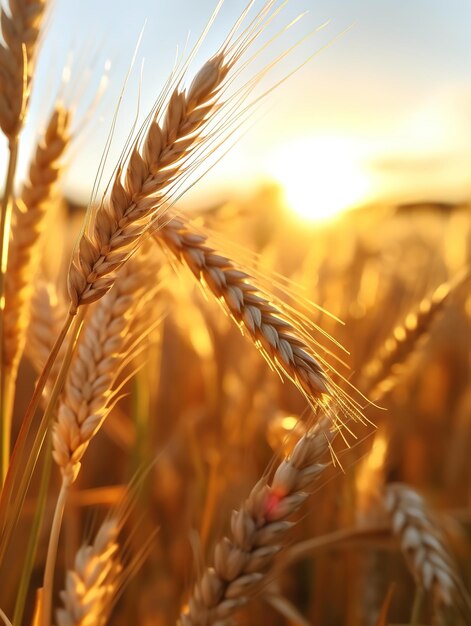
0, 1, 470, 625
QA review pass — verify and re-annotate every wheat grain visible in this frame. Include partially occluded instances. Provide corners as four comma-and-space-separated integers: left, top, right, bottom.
55, 517, 121, 626
4, 105, 71, 371
0, 0, 46, 138
180, 416, 335, 626
384, 483, 471, 619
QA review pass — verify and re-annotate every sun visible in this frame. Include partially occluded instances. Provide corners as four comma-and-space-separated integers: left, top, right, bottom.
267, 136, 372, 222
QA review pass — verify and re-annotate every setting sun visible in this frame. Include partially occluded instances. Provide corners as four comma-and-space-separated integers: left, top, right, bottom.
268, 136, 373, 221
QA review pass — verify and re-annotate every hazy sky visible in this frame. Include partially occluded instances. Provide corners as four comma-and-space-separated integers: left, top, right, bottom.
3, 0, 471, 210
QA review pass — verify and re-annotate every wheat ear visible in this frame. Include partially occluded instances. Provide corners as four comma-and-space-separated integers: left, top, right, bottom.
384, 483, 471, 619
154, 214, 333, 406
359, 271, 469, 400
56, 517, 121, 626
4, 105, 71, 371
53, 255, 157, 484
26, 282, 67, 375
180, 417, 335, 626
67, 0, 293, 312
0, 0, 46, 138
66, 52, 233, 311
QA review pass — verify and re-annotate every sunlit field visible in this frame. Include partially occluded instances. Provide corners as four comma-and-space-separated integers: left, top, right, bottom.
0, 1, 471, 626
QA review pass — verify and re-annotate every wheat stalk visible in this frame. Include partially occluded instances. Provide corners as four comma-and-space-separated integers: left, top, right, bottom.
180, 416, 336, 626
384, 483, 471, 619
0, 0, 46, 138
4, 105, 71, 371
55, 517, 121, 626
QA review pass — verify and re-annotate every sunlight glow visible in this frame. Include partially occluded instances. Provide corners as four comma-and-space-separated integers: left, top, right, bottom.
268, 136, 373, 221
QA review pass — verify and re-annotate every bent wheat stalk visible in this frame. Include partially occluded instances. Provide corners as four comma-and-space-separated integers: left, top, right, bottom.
384, 483, 471, 621
180, 416, 335, 626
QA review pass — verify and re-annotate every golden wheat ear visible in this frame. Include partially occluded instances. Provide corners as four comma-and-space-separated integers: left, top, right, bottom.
358, 269, 471, 401
0, 0, 47, 138
153, 213, 371, 430
55, 517, 122, 626
66, 0, 316, 313
154, 214, 331, 396
26, 281, 67, 377
180, 416, 336, 626
53, 251, 161, 485
384, 483, 471, 622
4, 105, 71, 373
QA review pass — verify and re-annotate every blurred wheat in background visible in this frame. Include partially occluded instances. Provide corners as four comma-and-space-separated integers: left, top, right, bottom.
0, 1, 470, 625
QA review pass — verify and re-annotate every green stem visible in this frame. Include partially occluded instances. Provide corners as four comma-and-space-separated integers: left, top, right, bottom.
13, 434, 53, 626
42, 479, 68, 626
0, 137, 19, 484
410, 587, 424, 625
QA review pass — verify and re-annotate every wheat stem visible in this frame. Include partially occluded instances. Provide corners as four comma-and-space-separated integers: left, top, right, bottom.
0, 369, 15, 486
42, 479, 69, 626
13, 434, 53, 626
0, 136, 19, 482
275, 523, 392, 570
410, 587, 424, 625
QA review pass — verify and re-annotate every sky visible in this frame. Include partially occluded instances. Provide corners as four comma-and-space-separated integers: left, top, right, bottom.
2, 0, 471, 215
